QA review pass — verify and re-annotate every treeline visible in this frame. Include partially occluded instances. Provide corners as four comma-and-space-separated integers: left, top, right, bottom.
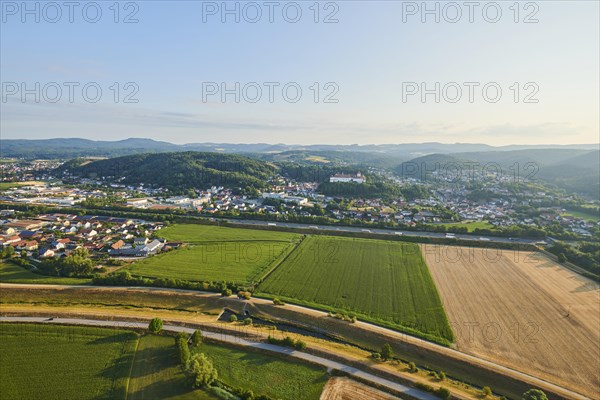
37, 248, 95, 277
547, 241, 600, 278
93, 270, 247, 293
174, 330, 276, 400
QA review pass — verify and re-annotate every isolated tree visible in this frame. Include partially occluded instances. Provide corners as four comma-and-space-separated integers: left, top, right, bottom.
229, 314, 238, 323
191, 330, 203, 346
522, 389, 548, 400
243, 318, 252, 325
189, 353, 218, 388
381, 343, 393, 361
148, 317, 163, 333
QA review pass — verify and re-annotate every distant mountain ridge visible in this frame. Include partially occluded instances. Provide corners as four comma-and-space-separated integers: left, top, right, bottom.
1, 137, 597, 160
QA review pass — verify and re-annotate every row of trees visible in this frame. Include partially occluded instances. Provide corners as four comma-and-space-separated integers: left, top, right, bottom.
38, 248, 95, 277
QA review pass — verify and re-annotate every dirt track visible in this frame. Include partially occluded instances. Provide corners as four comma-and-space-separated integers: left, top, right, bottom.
422, 245, 600, 399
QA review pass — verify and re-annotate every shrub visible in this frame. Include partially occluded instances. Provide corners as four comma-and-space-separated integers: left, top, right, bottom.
381, 343, 393, 361
148, 318, 163, 333
294, 340, 307, 350
272, 298, 285, 306
429, 371, 440, 380
408, 361, 417, 372
439, 371, 446, 381
238, 291, 252, 300
267, 335, 307, 351
435, 387, 451, 399
191, 330, 203, 346
522, 389, 548, 400
371, 352, 382, 361
415, 382, 434, 391
221, 288, 233, 297
229, 314, 238, 323
189, 353, 218, 388
481, 386, 492, 397
176, 336, 190, 366
243, 318, 252, 325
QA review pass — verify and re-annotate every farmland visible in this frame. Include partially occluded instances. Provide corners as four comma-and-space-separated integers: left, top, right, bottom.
128, 335, 215, 400
128, 224, 300, 284
257, 235, 453, 344
0, 260, 92, 285
195, 341, 329, 400
0, 323, 138, 400
422, 245, 600, 399
0, 323, 329, 400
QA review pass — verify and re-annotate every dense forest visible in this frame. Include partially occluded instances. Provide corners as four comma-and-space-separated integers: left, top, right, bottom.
56, 152, 277, 191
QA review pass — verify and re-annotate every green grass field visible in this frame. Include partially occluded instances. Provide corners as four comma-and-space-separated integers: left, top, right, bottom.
0, 323, 138, 400
437, 221, 495, 232
0, 182, 21, 190
256, 236, 453, 344
128, 224, 301, 285
196, 342, 328, 400
0, 323, 327, 399
156, 224, 298, 243
562, 209, 600, 222
0, 260, 92, 285
128, 335, 215, 400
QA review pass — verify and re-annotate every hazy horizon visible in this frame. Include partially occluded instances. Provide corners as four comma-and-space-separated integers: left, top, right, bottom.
2, 1, 599, 145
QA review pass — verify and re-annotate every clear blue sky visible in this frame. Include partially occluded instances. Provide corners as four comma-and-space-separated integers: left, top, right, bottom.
1, 0, 598, 145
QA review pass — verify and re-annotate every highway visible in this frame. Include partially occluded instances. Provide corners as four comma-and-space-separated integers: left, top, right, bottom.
0, 316, 439, 400
210, 217, 539, 245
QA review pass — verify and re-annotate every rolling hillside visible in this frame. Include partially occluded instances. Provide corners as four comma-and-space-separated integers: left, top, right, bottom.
56, 152, 277, 191
397, 149, 600, 197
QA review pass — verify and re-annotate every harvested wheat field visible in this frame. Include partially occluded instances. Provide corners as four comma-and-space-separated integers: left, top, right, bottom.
421, 245, 600, 399
320, 377, 402, 400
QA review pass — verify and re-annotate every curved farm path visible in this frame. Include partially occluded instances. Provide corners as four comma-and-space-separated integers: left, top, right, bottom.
422, 245, 600, 400
0, 316, 437, 400
0, 282, 592, 399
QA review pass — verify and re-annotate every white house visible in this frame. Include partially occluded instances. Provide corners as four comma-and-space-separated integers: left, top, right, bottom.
329, 173, 365, 184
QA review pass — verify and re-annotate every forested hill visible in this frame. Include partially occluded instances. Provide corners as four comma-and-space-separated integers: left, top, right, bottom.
56, 152, 277, 191
396, 149, 600, 198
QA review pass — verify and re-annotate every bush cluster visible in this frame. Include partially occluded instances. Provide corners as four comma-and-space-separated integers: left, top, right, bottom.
267, 335, 307, 350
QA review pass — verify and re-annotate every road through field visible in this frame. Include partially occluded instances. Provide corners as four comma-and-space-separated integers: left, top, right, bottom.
422, 245, 600, 399
0, 282, 590, 399
0, 316, 435, 400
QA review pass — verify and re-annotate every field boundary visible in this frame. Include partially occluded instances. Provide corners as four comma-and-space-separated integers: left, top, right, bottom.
253, 235, 307, 289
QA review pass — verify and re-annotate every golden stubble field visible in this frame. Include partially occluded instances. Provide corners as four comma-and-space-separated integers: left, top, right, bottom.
421, 245, 600, 399
319, 377, 400, 400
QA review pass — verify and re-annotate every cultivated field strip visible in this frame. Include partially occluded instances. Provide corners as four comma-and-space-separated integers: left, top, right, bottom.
0, 324, 138, 400
422, 245, 600, 399
257, 236, 453, 343
128, 224, 300, 284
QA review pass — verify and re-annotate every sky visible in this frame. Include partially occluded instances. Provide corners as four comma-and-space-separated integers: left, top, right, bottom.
1, 0, 599, 145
